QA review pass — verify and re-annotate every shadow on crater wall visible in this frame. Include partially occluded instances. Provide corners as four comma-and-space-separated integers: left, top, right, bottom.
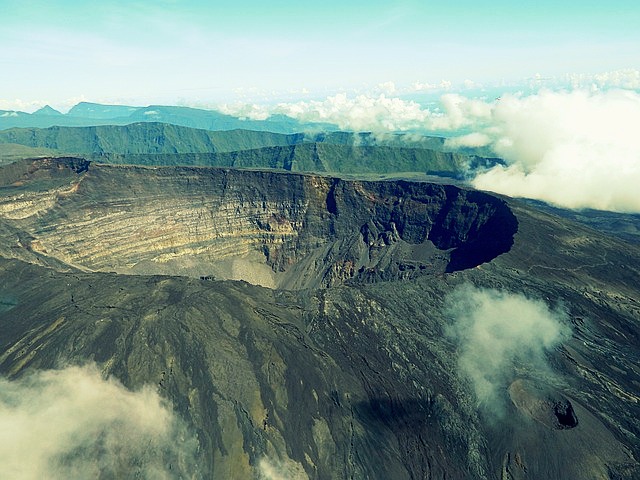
301, 179, 519, 282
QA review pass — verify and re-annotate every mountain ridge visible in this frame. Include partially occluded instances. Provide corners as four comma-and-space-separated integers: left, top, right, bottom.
0, 123, 497, 178
32, 105, 63, 116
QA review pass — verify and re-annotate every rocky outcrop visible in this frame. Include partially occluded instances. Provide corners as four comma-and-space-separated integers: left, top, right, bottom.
0, 158, 517, 288
508, 380, 579, 430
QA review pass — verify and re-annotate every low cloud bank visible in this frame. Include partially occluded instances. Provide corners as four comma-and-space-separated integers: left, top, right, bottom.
0, 364, 198, 480
470, 89, 640, 212
554, 69, 640, 91
219, 91, 493, 133
447, 286, 569, 413
220, 93, 432, 131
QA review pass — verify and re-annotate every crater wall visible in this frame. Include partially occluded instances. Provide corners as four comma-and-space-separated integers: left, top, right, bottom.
0, 158, 517, 288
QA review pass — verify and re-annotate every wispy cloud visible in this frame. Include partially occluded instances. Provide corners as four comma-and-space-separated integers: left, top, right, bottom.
258, 457, 308, 480
529, 69, 640, 91
0, 364, 197, 479
447, 285, 570, 415
443, 132, 491, 149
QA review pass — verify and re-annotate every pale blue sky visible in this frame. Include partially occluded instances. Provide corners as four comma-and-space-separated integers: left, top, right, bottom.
1, 0, 639, 110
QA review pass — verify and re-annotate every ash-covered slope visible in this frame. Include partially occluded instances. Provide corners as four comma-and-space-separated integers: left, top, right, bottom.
0, 158, 639, 479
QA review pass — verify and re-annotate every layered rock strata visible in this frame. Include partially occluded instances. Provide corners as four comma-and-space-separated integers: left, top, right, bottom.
0, 158, 517, 289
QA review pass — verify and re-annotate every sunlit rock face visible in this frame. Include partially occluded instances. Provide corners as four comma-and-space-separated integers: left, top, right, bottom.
0, 157, 516, 288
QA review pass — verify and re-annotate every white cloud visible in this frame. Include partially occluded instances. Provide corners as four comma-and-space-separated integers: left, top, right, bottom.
429, 93, 492, 130
218, 102, 271, 121
276, 93, 431, 131
0, 364, 198, 480
218, 89, 492, 133
443, 132, 491, 149
463, 79, 483, 90
0, 99, 44, 113
222, 93, 434, 131
258, 457, 308, 480
376, 81, 397, 95
532, 69, 640, 92
439, 79, 453, 91
470, 89, 640, 212
447, 286, 569, 414
405, 79, 455, 93
591, 69, 640, 90
410, 81, 438, 92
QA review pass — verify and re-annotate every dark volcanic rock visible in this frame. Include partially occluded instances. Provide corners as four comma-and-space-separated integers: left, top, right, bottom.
508, 379, 579, 430
0, 159, 639, 479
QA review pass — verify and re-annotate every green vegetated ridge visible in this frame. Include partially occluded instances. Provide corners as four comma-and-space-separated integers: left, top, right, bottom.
0, 123, 299, 154
0, 123, 497, 177
0, 123, 451, 154
95, 143, 483, 176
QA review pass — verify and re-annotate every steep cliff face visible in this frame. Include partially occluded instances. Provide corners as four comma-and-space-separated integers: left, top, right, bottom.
0, 158, 517, 289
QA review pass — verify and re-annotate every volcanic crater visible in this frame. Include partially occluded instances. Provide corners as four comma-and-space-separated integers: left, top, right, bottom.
0, 157, 518, 289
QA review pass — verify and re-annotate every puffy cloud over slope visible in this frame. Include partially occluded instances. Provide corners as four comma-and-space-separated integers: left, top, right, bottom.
0, 365, 198, 480
447, 286, 569, 413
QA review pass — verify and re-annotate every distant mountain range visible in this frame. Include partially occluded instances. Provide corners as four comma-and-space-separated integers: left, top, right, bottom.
0, 101, 336, 133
